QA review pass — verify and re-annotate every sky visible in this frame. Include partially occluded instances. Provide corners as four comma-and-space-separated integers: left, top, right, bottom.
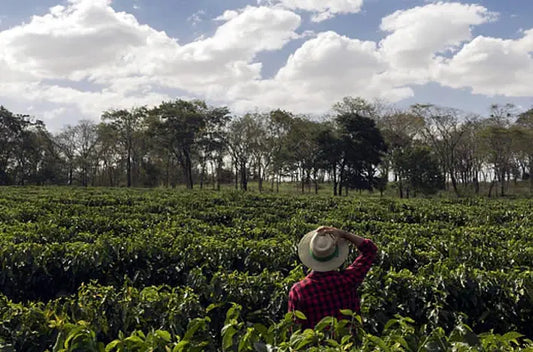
0, 0, 532, 131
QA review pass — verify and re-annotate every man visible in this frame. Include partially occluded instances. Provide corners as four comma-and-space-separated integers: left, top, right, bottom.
288, 226, 378, 329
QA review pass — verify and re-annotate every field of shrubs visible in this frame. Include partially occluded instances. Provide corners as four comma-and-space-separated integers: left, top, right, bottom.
0, 187, 531, 351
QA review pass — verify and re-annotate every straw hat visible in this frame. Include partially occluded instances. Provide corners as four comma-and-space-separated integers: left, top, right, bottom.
298, 230, 349, 272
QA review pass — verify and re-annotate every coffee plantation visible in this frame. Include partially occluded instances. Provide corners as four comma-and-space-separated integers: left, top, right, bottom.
0, 187, 531, 351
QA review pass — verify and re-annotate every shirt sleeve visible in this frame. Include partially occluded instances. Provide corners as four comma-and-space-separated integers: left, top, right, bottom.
288, 286, 298, 312
341, 239, 378, 286
288, 285, 306, 325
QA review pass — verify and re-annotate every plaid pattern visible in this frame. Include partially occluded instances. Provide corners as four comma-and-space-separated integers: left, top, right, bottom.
288, 239, 378, 329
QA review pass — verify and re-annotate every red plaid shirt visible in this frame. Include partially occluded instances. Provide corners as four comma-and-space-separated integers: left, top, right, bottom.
288, 239, 378, 329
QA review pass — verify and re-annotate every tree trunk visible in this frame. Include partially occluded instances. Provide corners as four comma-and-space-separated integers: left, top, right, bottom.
127, 145, 132, 187
165, 154, 170, 187
240, 160, 247, 191
182, 149, 193, 189
258, 163, 263, 192
474, 170, 479, 194
488, 179, 495, 198
338, 164, 346, 197
216, 159, 222, 191
300, 167, 305, 194
68, 165, 73, 186
529, 155, 533, 195
450, 171, 460, 197
500, 169, 505, 196
313, 169, 318, 194
108, 165, 113, 187
332, 167, 338, 196
234, 160, 238, 190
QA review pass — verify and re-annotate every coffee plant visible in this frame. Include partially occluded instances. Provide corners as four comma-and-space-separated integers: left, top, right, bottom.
0, 187, 531, 350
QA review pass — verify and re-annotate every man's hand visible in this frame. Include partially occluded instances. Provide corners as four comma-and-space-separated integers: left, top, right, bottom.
316, 226, 365, 247
316, 226, 347, 239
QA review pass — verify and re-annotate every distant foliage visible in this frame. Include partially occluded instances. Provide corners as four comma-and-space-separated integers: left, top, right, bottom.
2, 98, 532, 196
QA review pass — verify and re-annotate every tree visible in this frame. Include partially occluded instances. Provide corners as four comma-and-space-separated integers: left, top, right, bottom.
55, 126, 78, 185
283, 117, 324, 193
332, 96, 377, 119
268, 109, 293, 192
453, 118, 484, 194
55, 120, 99, 186
101, 107, 147, 187
320, 112, 387, 196
378, 110, 425, 196
514, 108, 533, 194
246, 113, 272, 192
148, 100, 207, 189
196, 106, 231, 190
412, 104, 470, 197
94, 123, 122, 186
0, 106, 28, 184
479, 125, 514, 197
396, 146, 445, 197
0, 106, 59, 185
316, 123, 343, 195
476, 104, 521, 197
226, 114, 258, 191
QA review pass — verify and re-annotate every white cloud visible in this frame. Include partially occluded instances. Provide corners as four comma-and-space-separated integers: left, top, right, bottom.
188, 10, 205, 26
223, 2, 505, 113
0, 0, 532, 127
379, 2, 496, 76
436, 29, 533, 96
224, 31, 413, 113
259, 0, 363, 22
0, 2, 301, 122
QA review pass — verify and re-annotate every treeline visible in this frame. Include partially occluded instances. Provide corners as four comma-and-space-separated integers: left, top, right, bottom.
1, 97, 532, 197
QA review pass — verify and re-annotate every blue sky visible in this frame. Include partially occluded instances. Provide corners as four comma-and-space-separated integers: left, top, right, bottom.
1, 0, 532, 131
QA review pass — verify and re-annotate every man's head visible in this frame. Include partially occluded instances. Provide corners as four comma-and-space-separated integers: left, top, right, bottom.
298, 229, 349, 272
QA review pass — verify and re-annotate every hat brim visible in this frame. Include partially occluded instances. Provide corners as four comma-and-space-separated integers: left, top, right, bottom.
298, 230, 349, 272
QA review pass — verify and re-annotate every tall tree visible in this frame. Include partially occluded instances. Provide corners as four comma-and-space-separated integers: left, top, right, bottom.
412, 104, 470, 196
0, 106, 28, 184
101, 107, 147, 187
379, 110, 424, 196
55, 126, 78, 185
454, 118, 484, 194
283, 117, 323, 193
396, 146, 445, 197
148, 100, 207, 189
337, 113, 387, 193
320, 112, 387, 196
0, 106, 57, 185
514, 108, 533, 194
332, 96, 377, 119
226, 114, 258, 191
268, 109, 293, 192
55, 120, 99, 186
197, 106, 231, 190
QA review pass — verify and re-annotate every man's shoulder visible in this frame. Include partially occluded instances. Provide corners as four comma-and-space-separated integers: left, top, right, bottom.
290, 277, 312, 292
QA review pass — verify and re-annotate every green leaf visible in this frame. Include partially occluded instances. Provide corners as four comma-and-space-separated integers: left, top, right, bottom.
222, 325, 237, 351
367, 335, 390, 352
173, 340, 190, 352
294, 311, 307, 320
105, 340, 121, 352
314, 317, 334, 332
339, 309, 353, 317
155, 330, 171, 342
326, 339, 340, 347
